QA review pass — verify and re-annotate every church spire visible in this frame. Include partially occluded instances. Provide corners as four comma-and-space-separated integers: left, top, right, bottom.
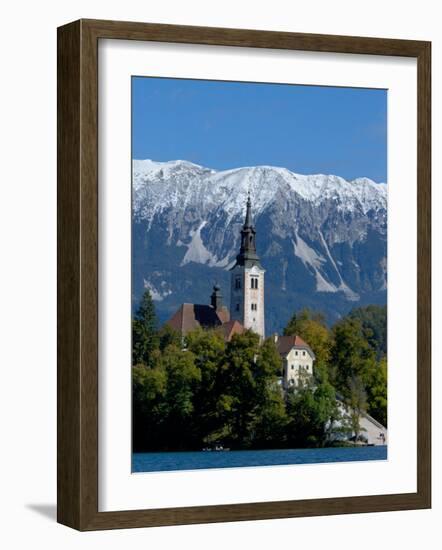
229, 192, 266, 340
233, 193, 262, 269
244, 192, 253, 228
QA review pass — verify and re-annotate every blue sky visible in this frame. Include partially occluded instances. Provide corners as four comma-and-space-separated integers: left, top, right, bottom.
132, 77, 387, 182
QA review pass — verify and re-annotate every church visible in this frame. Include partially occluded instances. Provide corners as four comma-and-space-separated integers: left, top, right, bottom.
166, 194, 315, 386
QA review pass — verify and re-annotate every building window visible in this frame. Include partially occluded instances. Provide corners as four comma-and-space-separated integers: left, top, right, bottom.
235, 277, 241, 290
250, 277, 258, 289
291, 365, 294, 370
251, 303, 257, 311
302, 351, 306, 356
295, 351, 298, 356
235, 303, 240, 312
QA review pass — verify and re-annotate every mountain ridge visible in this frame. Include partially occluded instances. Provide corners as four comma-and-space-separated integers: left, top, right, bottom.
132, 159, 387, 334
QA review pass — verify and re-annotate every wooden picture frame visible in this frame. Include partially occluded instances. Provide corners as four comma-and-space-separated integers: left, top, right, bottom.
57, 18, 431, 530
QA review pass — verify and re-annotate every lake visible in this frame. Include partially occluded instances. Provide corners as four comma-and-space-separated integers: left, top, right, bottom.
132, 445, 388, 473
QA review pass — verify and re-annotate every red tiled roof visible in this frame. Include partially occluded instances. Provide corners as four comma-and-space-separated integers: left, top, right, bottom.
216, 307, 230, 324
167, 303, 230, 336
276, 334, 315, 358
219, 320, 245, 341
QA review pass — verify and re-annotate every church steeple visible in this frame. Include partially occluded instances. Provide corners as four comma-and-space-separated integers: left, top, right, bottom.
234, 193, 262, 269
230, 192, 266, 339
244, 193, 253, 228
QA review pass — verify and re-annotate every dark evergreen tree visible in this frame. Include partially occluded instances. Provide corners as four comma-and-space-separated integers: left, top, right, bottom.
132, 289, 159, 366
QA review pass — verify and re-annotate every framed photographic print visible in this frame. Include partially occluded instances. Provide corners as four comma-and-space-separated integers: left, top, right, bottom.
57, 19, 431, 530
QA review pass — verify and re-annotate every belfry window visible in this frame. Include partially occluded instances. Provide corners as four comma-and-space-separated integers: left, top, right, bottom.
250, 277, 258, 289
235, 277, 241, 290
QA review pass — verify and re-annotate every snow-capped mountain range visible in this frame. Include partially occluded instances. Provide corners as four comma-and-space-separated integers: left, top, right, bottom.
132, 159, 387, 333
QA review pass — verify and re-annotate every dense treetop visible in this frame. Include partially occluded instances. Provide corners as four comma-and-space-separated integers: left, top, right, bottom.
133, 292, 387, 452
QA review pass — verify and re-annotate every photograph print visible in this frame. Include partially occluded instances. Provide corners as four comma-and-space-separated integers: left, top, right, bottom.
131, 76, 388, 473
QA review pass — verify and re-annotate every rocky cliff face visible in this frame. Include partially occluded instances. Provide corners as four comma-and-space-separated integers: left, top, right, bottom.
132, 159, 387, 334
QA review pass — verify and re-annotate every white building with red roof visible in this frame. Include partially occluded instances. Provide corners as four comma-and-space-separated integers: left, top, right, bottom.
274, 334, 316, 389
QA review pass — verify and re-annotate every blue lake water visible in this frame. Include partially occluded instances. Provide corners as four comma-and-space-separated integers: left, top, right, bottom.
132, 445, 388, 473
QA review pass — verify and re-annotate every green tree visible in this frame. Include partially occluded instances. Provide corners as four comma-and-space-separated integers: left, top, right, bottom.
363, 356, 387, 426
330, 317, 375, 395
132, 363, 167, 451
220, 330, 260, 448
158, 323, 182, 351
349, 305, 387, 358
285, 373, 338, 448
161, 344, 201, 450
284, 308, 327, 336
283, 308, 332, 382
347, 375, 368, 444
331, 314, 387, 427
251, 338, 288, 448
185, 328, 226, 445
132, 290, 159, 366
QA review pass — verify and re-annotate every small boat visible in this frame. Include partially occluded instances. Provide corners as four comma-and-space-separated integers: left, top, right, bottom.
214, 445, 230, 451
202, 445, 230, 452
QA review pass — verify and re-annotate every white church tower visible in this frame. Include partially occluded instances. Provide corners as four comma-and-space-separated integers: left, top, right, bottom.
230, 194, 265, 339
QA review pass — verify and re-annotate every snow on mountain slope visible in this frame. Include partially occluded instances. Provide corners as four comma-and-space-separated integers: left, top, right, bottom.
133, 159, 387, 223
131, 159, 387, 331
